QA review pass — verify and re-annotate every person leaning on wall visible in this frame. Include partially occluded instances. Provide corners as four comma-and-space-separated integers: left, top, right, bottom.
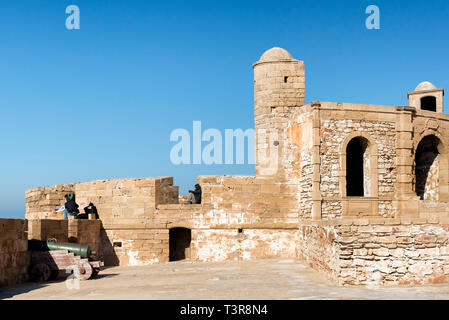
186, 184, 202, 204
52, 192, 80, 219
82, 202, 99, 219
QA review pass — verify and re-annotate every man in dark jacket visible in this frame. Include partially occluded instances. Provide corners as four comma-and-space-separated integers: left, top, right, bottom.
52, 193, 80, 219
187, 184, 202, 204
83, 202, 99, 219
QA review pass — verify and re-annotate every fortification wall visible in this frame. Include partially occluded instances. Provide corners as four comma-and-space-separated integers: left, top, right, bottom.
28, 219, 68, 242
98, 174, 299, 266
192, 228, 298, 262
286, 108, 314, 219
25, 177, 178, 220
0, 219, 29, 288
319, 106, 398, 219
25, 175, 300, 266
198, 175, 298, 226
28, 219, 101, 259
68, 220, 101, 259
298, 217, 449, 286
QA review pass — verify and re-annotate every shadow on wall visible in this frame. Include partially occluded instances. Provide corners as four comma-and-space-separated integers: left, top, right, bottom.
99, 229, 119, 266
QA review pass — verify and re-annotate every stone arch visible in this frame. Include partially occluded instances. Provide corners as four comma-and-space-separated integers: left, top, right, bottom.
169, 227, 191, 261
340, 132, 379, 197
413, 131, 449, 201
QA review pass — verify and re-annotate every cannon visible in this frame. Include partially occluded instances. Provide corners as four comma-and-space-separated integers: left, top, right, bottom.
28, 240, 92, 259
28, 240, 104, 282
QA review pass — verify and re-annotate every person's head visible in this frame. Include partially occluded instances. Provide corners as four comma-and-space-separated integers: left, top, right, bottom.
195, 184, 201, 190
65, 192, 75, 201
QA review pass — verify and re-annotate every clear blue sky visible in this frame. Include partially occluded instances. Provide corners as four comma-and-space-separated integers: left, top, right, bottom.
0, 0, 448, 218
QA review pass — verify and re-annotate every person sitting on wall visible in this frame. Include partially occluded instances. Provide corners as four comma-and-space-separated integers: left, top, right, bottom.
186, 184, 202, 204
83, 202, 99, 219
52, 193, 80, 219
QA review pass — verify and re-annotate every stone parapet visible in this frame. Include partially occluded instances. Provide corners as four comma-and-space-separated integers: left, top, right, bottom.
0, 219, 29, 288
28, 219, 68, 242
298, 218, 449, 286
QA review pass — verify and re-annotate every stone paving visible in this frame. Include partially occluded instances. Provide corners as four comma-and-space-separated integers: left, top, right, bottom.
2, 259, 449, 300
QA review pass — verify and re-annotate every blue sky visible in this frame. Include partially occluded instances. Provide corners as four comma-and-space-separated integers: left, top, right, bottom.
0, 0, 448, 218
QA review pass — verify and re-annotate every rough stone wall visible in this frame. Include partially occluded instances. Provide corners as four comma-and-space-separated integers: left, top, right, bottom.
320, 118, 397, 218
25, 177, 180, 266
379, 200, 395, 218
418, 201, 449, 218
320, 120, 342, 199
401, 112, 449, 215
321, 200, 342, 220
100, 228, 169, 266
298, 218, 449, 286
94, 173, 301, 266
192, 229, 298, 262
24, 174, 301, 266
298, 149, 313, 218
99, 204, 201, 266
0, 219, 29, 288
286, 110, 314, 219
26, 184, 74, 220
198, 175, 298, 226
25, 177, 178, 221
68, 220, 101, 259
27, 219, 101, 258
253, 55, 305, 178
297, 222, 340, 282
28, 219, 68, 242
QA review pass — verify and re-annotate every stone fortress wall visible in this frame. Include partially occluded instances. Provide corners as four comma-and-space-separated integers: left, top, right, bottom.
0, 217, 101, 288
25, 176, 299, 266
0, 219, 29, 288
21, 47, 449, 286
298, 217, 449, 286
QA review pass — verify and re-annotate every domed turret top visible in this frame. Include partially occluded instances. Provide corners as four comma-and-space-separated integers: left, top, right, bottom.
258, 47, 294, 63
415, 81, 438, 92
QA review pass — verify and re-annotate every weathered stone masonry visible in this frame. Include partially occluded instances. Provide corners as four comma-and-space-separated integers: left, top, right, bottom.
298, 217, 449, 286
23, 47, 449, 286
26, 176, 299, 266
0, 219, 29, 288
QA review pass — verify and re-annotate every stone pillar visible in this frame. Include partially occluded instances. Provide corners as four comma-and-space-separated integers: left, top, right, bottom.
311, 102, 322, 220
394, 106, 419, 217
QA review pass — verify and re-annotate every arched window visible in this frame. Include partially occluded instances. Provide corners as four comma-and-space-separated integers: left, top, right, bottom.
169, 227, 191, 261
346, 137, 369, 196
421, 96, 437, 112
415, 135, 440, 200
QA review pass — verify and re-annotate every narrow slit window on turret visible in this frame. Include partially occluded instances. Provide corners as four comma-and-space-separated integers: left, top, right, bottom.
284, 76, 288, 83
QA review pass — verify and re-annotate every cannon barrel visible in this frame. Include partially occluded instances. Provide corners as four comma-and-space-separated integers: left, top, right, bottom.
28, 240, 92, 259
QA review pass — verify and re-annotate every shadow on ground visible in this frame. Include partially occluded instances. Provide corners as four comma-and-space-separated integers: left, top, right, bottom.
0, 281, 50, 300
0, 270, 118, 299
